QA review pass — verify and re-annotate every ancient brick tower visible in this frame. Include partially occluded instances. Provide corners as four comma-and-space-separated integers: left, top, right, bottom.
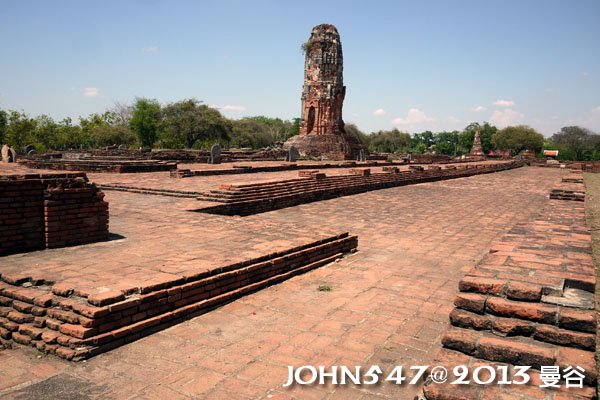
469, 130, 485, 158
284, 24, 363, 160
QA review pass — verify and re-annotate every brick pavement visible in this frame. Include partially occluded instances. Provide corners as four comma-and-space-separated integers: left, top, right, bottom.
0, 165, 567, 399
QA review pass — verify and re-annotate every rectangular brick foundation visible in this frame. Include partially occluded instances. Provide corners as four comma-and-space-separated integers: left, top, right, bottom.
0, 233, 357, 360
195, 161, 524, 216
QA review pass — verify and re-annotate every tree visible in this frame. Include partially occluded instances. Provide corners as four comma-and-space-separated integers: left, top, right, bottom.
32, 115, 59, 151
160, 99, 231, 149
0, 109, 7, 144
129, 98, 161, 148
230, 118, 275, 149
5, 110, 37, 150
460, 122, 497, 154
550, 126, 600, 161
434, 130, 460, 155
369, 128, 411, 153
492, 125, 544, 155
344, 123, 370, 148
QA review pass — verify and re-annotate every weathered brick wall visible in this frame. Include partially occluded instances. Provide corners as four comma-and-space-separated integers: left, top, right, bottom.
0, 178, 45, 255
0, 173, 108, 254
44, 184, 109, 248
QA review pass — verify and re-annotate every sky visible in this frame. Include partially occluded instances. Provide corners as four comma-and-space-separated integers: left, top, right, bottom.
0, 0, 599, 137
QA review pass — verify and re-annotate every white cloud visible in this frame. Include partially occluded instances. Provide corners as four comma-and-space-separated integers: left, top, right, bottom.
493, 99, 515, 107
593, 106, 600, 114
143, 46, 159, 55
373, 108, 386, 116
392, 108, 435, 126
83, 87, 99, 98
222, 105, 246, 111
446, 116, 461, 124
471, 105, 486, 112
582, 71, 589, 77
489, 109, 524, 127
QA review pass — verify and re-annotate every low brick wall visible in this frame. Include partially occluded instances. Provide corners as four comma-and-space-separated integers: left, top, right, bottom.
44, 184, 109, 248
195, 161, 524, 216
0, 233, 357, 360
0, 173, 109, 255
0, 179, 45, 254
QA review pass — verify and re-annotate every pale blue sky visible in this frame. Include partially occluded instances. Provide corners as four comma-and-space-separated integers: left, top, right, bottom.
1, 0, 599, 136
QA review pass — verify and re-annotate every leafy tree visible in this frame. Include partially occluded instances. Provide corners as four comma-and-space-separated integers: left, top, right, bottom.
0, 109, 7, 144
369, 128, 411, 153
160, 99, 231, 149
434, 130, 460, 155
412, 131, 434, 149
230, 118, 276, 149
344, 123, 370, 148
55, 118, 86, 149
550, 126, 600, 161
492, 125, 544, 154
89, 125, 137, 147
5, 110, 37, 150
32, 115, 59, 151
460, 122, 497, 154
129, 98, 161, 148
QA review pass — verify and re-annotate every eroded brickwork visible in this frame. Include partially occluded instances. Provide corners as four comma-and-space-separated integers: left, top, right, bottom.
0, 173, 108, 255
284, 24, 363, 160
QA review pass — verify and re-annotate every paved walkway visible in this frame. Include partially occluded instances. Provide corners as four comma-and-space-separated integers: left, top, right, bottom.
0, 166, 564, 399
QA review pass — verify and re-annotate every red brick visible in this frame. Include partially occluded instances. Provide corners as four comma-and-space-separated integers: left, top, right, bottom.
459, 275, 506, 295
454, 292, 487, 314
558, 308, 596, 333
486, 297, 557, 324
59, 323, 97, 339
87, 290, 125, 306
477, 336, 555, 368
506, 281, 542, 301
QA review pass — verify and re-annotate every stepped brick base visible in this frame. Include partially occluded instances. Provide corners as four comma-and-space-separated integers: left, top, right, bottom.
195, 161, 524, 216
423, 171, 597, 399
0, 233, 357, 360
283, 133, 363, 160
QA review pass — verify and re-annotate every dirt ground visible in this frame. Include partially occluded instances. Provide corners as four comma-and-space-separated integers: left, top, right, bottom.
583, 172, 600, 398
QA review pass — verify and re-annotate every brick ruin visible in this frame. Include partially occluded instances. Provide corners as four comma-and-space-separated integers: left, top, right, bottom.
0, 173, 109, 255
195, 161, 524, 216
284, 24, 364, 160
423, 170, 597, 399
0, 233, 357, 360
469, 129, 485, 158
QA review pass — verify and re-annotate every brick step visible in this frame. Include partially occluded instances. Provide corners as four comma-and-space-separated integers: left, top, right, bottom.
449, 308, 595, 351
0, 232, 358, 360
195, 162, 524, 215
204, 164, 505, 198
442, 327, 596, 386
453, 291, 596, 334
422, 348, 597, 400
98, 184, 202, 198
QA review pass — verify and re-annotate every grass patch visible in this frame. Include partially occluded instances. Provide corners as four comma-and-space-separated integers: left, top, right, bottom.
317, 284, 332, 292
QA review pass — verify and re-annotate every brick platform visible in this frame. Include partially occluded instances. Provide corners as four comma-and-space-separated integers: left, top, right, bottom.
422, 171, 597, 399
0, 233, 357, 360
195, 161, 523, 216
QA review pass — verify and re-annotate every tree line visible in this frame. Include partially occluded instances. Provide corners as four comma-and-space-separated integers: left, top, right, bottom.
347, 122, 600, 160
0, 98, 598, 160
0, 98, 300, 153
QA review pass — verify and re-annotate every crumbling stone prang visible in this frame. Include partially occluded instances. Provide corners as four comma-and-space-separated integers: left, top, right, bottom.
284, 24, 364, 160
469, 130, 485, 158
